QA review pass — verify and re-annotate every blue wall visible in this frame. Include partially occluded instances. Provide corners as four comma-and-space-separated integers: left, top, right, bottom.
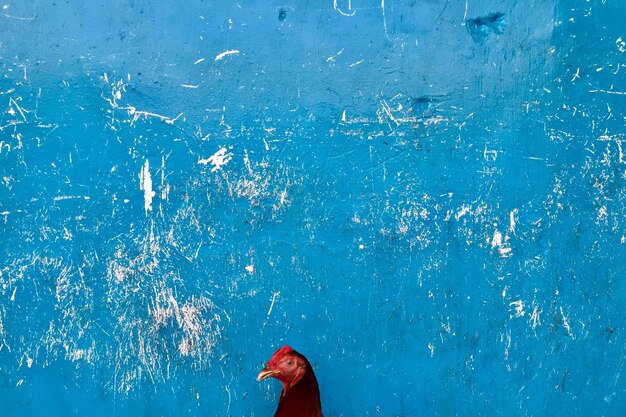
1, 1, 624, 416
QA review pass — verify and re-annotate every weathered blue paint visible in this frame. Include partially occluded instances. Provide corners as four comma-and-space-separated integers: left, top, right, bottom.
1, 1, 625, 416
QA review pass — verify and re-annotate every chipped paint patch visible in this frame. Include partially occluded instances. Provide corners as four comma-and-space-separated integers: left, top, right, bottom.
198, 147, 233, 172
140, 159, 155, 214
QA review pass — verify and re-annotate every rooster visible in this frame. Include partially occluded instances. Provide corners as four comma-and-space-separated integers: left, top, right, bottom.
257, 346, 324, 417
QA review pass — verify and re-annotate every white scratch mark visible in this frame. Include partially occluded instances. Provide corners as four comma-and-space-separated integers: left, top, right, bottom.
160, 154, 169, 203
181, 84, 199, 89
225, 385, 231, 415
53, 196, 91, 201
598, 134, 625, 163
462, 0, 468, 23
198, 147, 233, 173
560, 307, 572, 336
8, 98, 27, 121
2, 3, 35, 21
530, 304, 541, 330
263, 292, 280, 326
127, 109, 183, 125
106, 85, 184, 125
483, 146, 498, 161
139, 159, 155, 214
333, 0, 356, 16
193, 58, 205, 65
381, 0, 392, 41
278, 186, 288, 207
509, 300, 525, 318
349, 59, 365, 67
589, 89, 626, 95
326, 48, 345, 63
503, 331, 511, 360
380, 99, 399, 126
423, 115, 448, 127
215, 50, 240, 61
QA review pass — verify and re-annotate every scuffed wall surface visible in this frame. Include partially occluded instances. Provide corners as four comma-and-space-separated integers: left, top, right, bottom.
0, 1, 624, 416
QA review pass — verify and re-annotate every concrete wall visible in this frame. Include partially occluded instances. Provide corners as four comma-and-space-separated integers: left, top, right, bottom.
0, 1, 624, 416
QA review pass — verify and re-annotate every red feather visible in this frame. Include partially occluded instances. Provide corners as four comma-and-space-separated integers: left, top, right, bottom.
258, 347, 324, 417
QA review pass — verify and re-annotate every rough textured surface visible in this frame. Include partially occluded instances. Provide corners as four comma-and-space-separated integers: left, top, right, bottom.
0, 1, 625, 416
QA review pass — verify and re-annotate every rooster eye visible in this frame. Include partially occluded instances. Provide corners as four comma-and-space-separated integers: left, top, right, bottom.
286, 359, 294, 366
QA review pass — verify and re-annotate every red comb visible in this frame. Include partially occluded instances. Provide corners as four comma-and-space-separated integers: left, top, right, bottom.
267, 345, 293, 366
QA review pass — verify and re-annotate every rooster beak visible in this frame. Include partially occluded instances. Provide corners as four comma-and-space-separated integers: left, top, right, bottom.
257, 366, 280, 381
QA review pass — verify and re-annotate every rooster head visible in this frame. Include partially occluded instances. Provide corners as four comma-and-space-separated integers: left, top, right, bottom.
257, 346, 308, 393
257, 346, 324, 417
